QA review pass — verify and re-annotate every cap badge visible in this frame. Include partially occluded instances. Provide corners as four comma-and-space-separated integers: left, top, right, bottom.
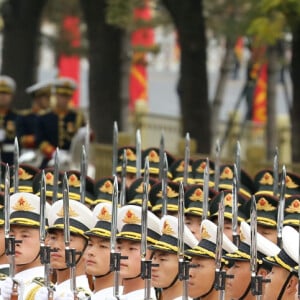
286, 176, 299, 189
162, 220, 175, 235
224, 193, 233, 207
200, 225, 211, 240
257, 198, 276, 211
157, 186, 179, 198
45, 172, 54, 185
18, 168, 33, 180
122, 209, 141, 224
148, 150, 159, 163
259, 172, 273, 185
99, 180, 113, 194
56, 206, 79, 217
12, 197, 35, 211
97, 206, 112, 222
286, 199, 300, 213
189, 188, 204, 201
220, 166, 233, 180
68, 174, 80, 187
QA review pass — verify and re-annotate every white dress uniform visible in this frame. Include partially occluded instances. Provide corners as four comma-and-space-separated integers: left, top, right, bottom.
120, 287, 157, 300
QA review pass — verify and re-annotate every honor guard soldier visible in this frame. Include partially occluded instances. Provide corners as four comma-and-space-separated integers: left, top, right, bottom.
1, 192, 51, 300
116, 205, 161, 299
263, 226, 299, 299
36, 77, 86, 168
283, 195, 300, 229
225, 221, 280, 300
34, 199, 96, 300
0, 76, 18, 165
84, 202, 122, 298
150, 215, 198, 300
0, 193, 8, 294
17, 81, 52, 154
186, 219, 237, 300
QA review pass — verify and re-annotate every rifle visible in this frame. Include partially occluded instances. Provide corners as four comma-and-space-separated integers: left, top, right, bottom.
234, 141, 241, 193
183, 133, 190, 187
119, 149, 127, 207
112, 121, 118, 177
273, 147, 279, 196
202, 158, 209, 221
214, 139, 221, 192
141, 157, 151, 299
52, 148, 59, 203
80, 145, 87, 204
4, 164, 18, 300
214, 191, 226, 300
63, 173, 78, 300
158, 132, 165, 181
161, 153, 168, 217
39, 170, 54, 300
136, 129, 142, 178
178, 182, 189, 300
13, 137, 19, 193
277, 165, 286, 248
232, 164, 240, 246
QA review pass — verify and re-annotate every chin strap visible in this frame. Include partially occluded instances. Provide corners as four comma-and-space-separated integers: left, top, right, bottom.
162, 273, 179, 290
198, 281, 215, 299
277, 272, 293, 300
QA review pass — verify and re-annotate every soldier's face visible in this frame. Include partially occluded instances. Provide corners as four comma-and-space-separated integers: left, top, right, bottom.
55, 94, 71, 110
10, 225, 40, 266
151, 251, 179, 289
0, 92, 12, 108
85, 236, 110, 276
188, 256, 215, 298
226, 261, 251, 299
117, 239, 142, 279
47, 230, 86, 269
184, 214, 202, 241
263, 266, 296, 299
257, 225, 277, 244
36, 95, 50, 110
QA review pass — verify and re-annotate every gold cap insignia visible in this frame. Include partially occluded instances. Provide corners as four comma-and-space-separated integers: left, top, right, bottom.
121, 149, 136, 162
148, 150, 159, 163
201, 225, 211, 240
0, 204, 4, 209
45, 172, 54, 185
56, 206, 79, 217
220, 167, 233, 180
97, 206, 112, 221
259, 172, 273, 185
99, 180, 113, 194
257, 198, 276, 211
240, 229, 246, 241
68, 174, 80, 187
162, 220, 175, 235
135, 182, 151, 194
157, 186, 179, 198
189, 188, 204, 202
175, 161, 191, 173
286, 176, 300, 189
224, 193, 233, 207
196, 161, 207, 173
12, 197, 35, 211
286, 199, 300, 213
122, 209, 141, 224
18, 168, 33, 180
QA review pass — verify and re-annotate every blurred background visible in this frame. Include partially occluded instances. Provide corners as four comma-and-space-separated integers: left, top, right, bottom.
0, 0, 298, 177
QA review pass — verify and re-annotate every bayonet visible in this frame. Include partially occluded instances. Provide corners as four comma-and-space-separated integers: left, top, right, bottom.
161, 152, 168, 217
183, 132, 190, 187
214, 191, 225, 300
277, 165, 286, 248
202, 158, 210, 221
52, 148, 59, 203
178, 182, 189, 300
136, 129, 142, 178
119, 149, 127, 207
13, 137, 19, 193
80, 145, 87, 204
232, 165, 239, 246
63, 173, 78, 300
214, 139, 221, 192
158, 132, 165, 181
273, 147, 279, 196
235, 141, 241, 193
112, 121, 118, 177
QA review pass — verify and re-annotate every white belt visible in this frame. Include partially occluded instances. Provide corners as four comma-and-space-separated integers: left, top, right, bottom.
2, 144, 15, 152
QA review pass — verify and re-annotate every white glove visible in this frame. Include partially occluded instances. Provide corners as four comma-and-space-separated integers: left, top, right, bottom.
19, 150, 36, 163
0, 129, 6, 142
1, 277, 23, 300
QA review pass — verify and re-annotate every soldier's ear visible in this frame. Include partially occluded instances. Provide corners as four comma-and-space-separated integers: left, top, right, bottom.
286, 275, 297, 295
257, 267, 268, 278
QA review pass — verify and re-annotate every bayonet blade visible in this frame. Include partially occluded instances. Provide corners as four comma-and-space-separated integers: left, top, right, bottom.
202, 158, 210, 220
119, 149, 127, 207
63, 173, 70, 248
80, 145, 87, 204
136, 129, 142, 178
4, 164, 10, 237
232, 165, 239, 245
39, 170, 46, 244
158, 132, 165, 181
277, 165, 286, 247
110, 176, 119, 253
273, 147, 279, 196
161, 152, 168, 217
178, 182, 185, 257
215, 191, 224, 271
183, 132, 190, 187
214, 139, 221, 192
13, 137, 19, 193
112, 121, 118, 176
235, 141, 241, 193
250, 195, 257, 276
52, 148, 59, 203
141, 182, 148, 260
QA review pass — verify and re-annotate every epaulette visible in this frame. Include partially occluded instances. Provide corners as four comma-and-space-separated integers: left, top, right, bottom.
76, 286, 91, 297
0, 272, 7, 280
17, 108, 32, 116
38, 108, 51, 116
32, 277, 55, 289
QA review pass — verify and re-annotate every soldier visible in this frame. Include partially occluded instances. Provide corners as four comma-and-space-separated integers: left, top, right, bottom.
116, 205, 161, 299
263, 226, 299, 299
283, 195, 300, 229
1, 192, 50, 300
17, 81, 52, 157
225, 221, 280, 299
150, 215, 198, 300
34, 199, 96, 299
36, 77, 86, 168
0, 76, 18, 165
84, 202, 118, 298
186, 219, 237, 300
0, 193, 8, 294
